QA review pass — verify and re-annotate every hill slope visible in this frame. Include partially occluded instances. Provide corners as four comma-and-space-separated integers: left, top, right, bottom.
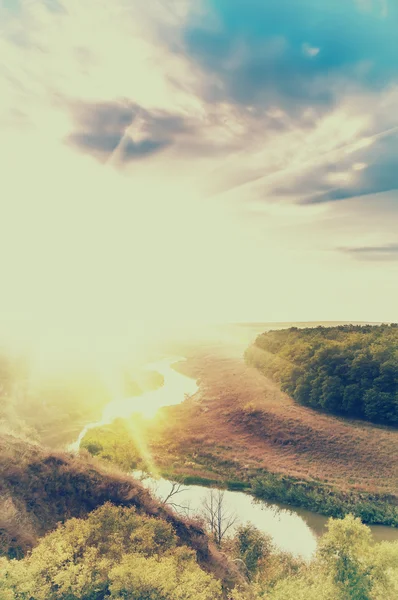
0, 433, 237, 590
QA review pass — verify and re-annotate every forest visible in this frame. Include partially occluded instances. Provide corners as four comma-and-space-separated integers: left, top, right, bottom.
245, 324, 398, 425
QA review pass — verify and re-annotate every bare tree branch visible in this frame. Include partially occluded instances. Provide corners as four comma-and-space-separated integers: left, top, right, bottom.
161, 481, 192, 517
161, 481, 188, 505
201, 489, 238, 546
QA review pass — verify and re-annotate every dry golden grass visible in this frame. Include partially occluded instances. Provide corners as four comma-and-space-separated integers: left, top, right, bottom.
148, 351, 398, 498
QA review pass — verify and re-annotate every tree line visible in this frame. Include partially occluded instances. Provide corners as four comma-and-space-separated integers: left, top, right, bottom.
245, 324, 398, 425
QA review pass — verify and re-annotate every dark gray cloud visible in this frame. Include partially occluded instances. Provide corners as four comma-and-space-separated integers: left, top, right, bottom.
339, 243, 398, 261
67, 100, 191, 162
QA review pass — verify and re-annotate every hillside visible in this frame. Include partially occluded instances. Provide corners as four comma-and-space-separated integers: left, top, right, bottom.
3, 432, 398, 600
0, 433, 237, 592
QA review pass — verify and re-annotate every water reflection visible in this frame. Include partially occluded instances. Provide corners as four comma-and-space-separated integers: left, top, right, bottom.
136, 473, 398, 558
136, 474, 318, 559
69, 357, 197, 451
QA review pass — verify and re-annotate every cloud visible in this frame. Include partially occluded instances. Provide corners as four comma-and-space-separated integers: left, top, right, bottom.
206, 82, 398, 207
356, 0, 389, 17
67, 100, 190, 162
302, 43, 320, 57
274, 127, 398, 204
2, 0, 398, 202
339, 243, 398, 261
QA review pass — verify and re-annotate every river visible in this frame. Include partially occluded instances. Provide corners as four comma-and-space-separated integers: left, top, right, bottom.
71, 356, 398, 559
69, 357, 198, 452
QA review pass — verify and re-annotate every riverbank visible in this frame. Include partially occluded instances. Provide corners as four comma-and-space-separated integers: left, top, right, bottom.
158, 467, 398, 528
142, 351, 398, 527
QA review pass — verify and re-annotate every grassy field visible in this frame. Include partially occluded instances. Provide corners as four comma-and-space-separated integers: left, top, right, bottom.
143, 344, 398, 522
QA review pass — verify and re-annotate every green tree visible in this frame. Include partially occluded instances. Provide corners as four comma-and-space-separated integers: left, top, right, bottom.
234, 524, 273, 579
317, 514, 398, 600
109, 548, 222, 599
0, 503, 222, 600
247, 324, 398, 425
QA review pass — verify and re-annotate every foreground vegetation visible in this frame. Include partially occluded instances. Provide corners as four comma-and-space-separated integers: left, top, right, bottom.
233, 515, 398, 600
0, 434, 220, 573
1, 483, 398, 599
1, 503, 223, 600
245, 324, 398, 425
1, 434, 398, 599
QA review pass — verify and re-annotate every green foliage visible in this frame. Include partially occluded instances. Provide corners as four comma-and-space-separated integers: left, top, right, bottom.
263, 571, 338, 600
2, 499, 398, 600
109, 548, 222, 599
234, 524, 273, 578
0, 503, 222, 600
318, 515, 374, 599
227, 480, 249, 491
179, 475, 222, 487
80, 420, 145, 471
252, 474, 398, 526
246, 324, 398, 425
317, 514, 398, 600
233, 516, 398, 600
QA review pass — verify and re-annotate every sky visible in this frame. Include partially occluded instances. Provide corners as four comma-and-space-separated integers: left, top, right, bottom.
0, 0, 397, 363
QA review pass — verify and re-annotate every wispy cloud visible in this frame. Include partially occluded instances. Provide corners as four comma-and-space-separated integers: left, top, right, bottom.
340, 243, 398, 261
356, 0, 389, 17
67, 100, 192, 163
274, 126, 398, 205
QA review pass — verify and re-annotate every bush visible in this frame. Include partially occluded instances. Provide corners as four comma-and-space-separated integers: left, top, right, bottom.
0, 503, 222, 600
252, 474, 398, 526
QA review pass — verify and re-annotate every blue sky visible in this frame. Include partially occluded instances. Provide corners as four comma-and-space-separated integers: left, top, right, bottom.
0, 0, 397, 357
184, 0, 398, 106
